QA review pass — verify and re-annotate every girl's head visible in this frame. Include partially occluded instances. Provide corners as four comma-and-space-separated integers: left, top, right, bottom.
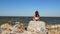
35, 11, 39, 17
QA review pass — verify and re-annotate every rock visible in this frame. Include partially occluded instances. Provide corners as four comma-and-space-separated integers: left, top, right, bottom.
27, 21, 47, 34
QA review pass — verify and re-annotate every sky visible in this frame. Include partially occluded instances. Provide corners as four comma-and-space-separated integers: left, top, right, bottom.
0, 0, 60, 17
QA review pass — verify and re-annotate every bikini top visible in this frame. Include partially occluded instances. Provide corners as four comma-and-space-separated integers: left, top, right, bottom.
35, 17, 39, 20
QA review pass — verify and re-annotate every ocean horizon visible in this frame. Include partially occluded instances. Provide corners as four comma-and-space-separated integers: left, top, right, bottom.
0, 16, 60, 26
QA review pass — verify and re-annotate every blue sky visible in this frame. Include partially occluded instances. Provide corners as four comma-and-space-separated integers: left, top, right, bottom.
0, 0, 60, 17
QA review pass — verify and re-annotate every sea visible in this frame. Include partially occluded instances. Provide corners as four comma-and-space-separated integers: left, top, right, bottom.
0, 16, 60, 26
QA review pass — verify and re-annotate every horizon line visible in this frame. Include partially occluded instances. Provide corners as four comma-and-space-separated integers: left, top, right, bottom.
0, 16, 60, 17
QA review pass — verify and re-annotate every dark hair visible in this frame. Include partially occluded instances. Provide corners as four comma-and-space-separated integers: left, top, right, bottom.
35, 11, 39, 17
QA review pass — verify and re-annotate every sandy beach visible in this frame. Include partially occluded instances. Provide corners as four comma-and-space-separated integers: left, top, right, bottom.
46, 24, 60, 34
